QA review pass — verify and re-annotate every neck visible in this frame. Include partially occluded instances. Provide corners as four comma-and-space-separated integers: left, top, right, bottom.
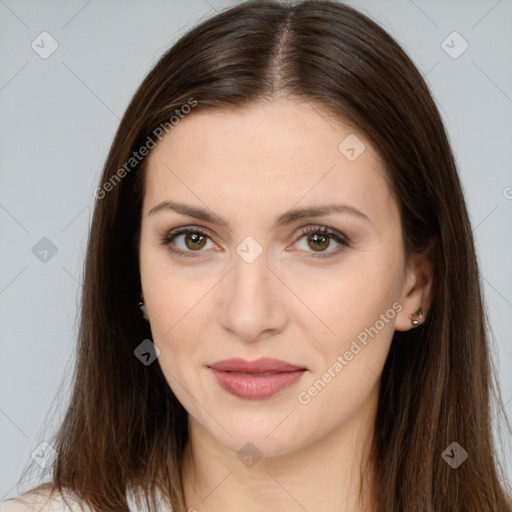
182, 386, 378, 512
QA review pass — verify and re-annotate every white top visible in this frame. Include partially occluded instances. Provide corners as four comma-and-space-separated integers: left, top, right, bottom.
0, 485, 173, 512
126, 483, 173, 512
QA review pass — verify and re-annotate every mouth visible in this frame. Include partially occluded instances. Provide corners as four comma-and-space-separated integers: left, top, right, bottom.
207, 358, 308, 400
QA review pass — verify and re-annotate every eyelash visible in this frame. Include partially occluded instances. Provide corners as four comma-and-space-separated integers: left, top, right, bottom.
159, 225, 351, 259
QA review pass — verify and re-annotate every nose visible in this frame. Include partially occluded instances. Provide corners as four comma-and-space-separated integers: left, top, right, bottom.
220, 249, 287, 343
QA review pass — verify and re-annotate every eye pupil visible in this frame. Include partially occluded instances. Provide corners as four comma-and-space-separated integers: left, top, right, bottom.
308, 233, 329, 251
185, 233, 207, 250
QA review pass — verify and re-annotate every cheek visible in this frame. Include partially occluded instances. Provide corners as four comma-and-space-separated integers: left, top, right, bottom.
140, 276, 212, 391
296, 261, 401, 344
294, 258, 401, 402
140, 248, 217, 340
149, 291, 209, 377
296, 316, 394, 424
149, 296, 206, 402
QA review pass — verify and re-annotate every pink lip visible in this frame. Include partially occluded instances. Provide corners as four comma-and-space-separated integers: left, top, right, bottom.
208, 358, 307, 400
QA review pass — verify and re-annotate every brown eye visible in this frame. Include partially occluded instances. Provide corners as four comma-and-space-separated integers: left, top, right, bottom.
294, 226, 351, 259
160, 227, 214, 258
307, 233, 330, 252
183, 232, 207, 251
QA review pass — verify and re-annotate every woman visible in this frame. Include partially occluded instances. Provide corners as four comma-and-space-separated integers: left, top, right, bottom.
2, 1, 510, 511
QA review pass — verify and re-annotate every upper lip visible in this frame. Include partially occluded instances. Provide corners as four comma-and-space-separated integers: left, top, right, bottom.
208, 357, 307, 373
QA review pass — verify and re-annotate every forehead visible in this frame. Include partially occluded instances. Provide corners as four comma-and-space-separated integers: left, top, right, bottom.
142, 98, 394, 229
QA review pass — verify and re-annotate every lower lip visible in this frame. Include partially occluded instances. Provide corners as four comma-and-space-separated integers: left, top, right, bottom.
209, 368, 306, 399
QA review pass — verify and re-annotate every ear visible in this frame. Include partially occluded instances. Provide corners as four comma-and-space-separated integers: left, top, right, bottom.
139, 290, 149, 322
394, 236, 436, 332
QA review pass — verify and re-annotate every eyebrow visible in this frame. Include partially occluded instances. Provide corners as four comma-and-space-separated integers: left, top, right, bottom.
148, 200, 371, 229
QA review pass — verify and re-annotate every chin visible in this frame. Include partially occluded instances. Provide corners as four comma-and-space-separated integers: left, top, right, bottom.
219, 428, 304, 460
195, 406, 314, 459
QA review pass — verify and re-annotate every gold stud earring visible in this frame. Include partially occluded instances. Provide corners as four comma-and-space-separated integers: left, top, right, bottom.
409, 307, 424, 327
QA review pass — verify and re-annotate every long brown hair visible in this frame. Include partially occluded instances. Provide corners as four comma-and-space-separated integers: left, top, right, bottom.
10, 1, 511, 510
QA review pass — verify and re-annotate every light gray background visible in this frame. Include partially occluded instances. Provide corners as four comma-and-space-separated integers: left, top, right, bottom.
1, 0, 511, 501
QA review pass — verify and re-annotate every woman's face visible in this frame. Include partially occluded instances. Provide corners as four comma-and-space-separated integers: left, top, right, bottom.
138, 97, 425, 457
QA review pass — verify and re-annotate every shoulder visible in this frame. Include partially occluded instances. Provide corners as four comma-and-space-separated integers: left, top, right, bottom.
0, 486, 172, 512
0, 489, 96, 512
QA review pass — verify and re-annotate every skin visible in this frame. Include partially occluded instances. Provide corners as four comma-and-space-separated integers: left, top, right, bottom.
138, 97, 434, 512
